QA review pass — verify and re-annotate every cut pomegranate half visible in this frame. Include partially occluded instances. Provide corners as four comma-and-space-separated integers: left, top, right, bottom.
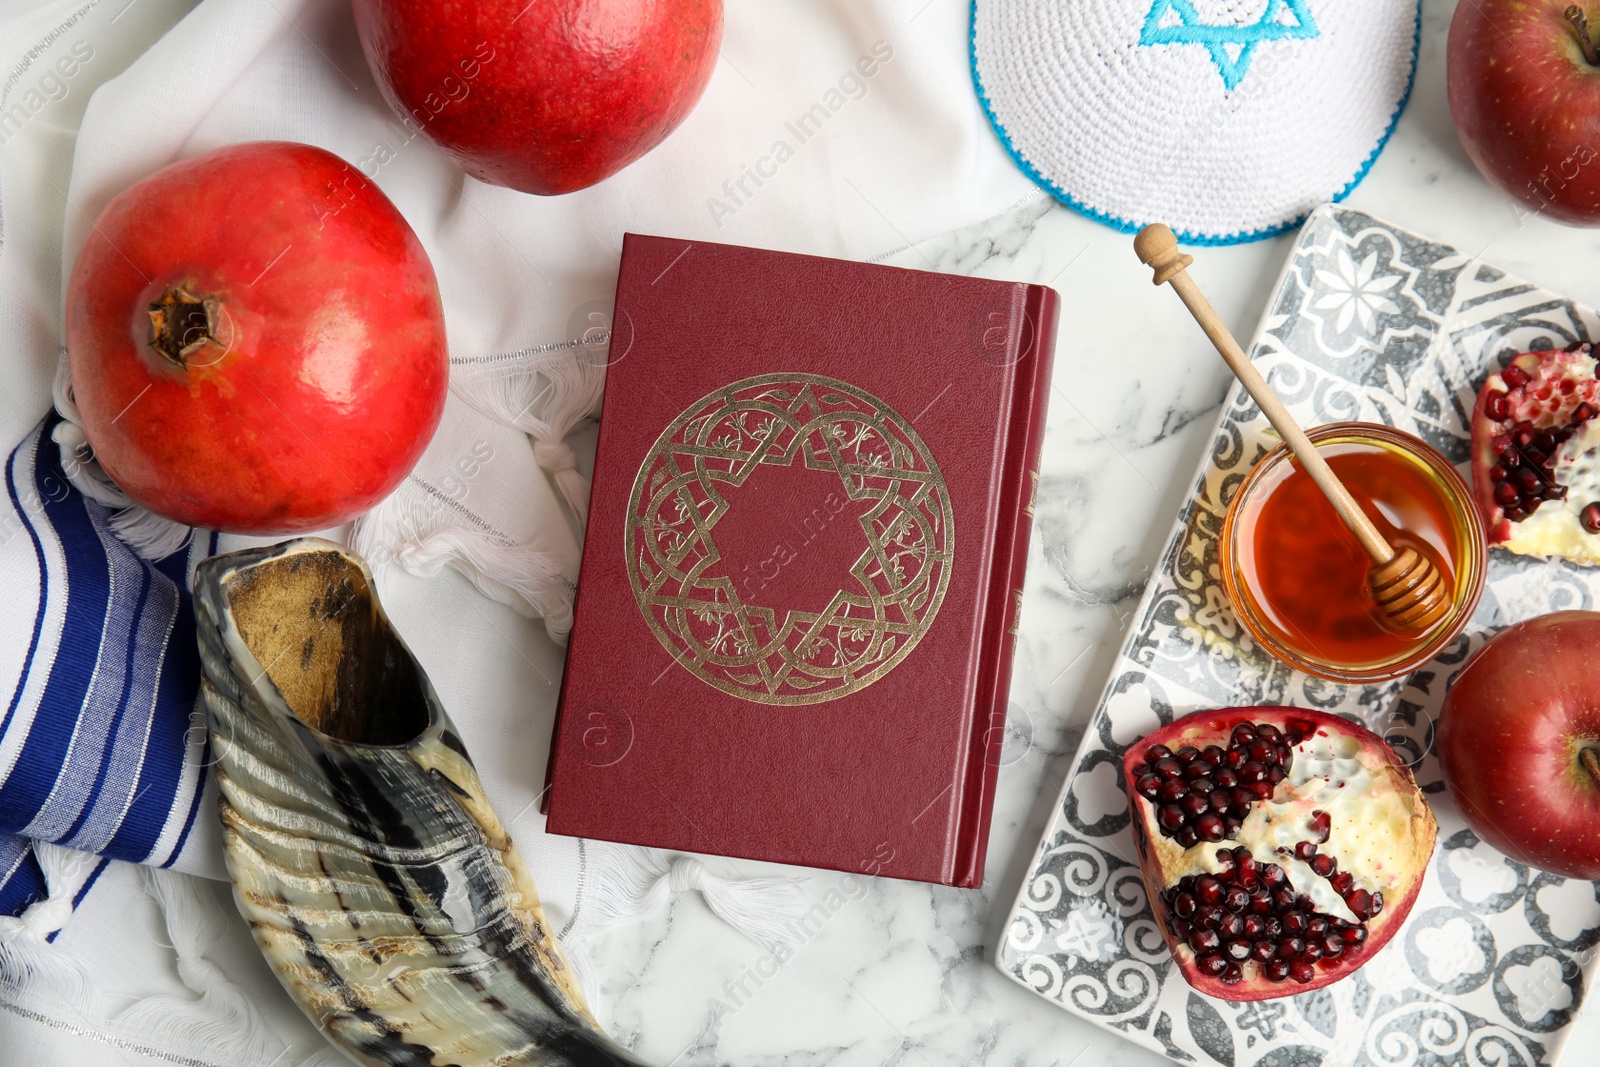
1469, 343, 1600, 561
1124, 707, 1436, 1000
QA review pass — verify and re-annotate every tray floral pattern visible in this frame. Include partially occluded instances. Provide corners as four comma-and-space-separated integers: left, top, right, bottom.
997, 206, 1600, 1067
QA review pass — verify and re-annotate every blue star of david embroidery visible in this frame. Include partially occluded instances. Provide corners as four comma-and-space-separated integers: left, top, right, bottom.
1140, 0, 1319, 91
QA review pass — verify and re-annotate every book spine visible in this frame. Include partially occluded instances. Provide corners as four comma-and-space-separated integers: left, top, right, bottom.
948, 282, 1059, 887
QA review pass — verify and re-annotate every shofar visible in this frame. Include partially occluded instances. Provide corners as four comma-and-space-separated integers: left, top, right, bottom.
195, 538, 646, 1066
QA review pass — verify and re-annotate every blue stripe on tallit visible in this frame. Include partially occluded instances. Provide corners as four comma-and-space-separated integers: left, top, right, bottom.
0, 415, 210, 923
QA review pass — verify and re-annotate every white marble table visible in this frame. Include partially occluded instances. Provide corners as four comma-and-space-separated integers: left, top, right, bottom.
573, 3, 1600, 1063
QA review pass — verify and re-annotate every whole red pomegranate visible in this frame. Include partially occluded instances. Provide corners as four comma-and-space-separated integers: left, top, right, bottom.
66, 141, 447, 534
1125, 708, 1436, 999
1440, 612, 1600, 879
351, 0, 722, 195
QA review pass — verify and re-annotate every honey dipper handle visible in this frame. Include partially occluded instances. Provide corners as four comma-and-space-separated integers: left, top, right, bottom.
1134, 224, 1396, 566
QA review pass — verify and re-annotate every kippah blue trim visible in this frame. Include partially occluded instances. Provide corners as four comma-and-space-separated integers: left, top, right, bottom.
968, 0, 1422, 246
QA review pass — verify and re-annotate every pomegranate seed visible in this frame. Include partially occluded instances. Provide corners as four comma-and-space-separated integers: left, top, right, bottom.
1230, 788, 1253, 811
1371, 891, 1384, 916
1347, 889, 1374, 919
1213, 769, 1238, 789
1535, 430, 1557, 452
1302, 941, 1324, 962
1182, 760, 1215, 780
1195, 876, 1222, 904
1261, 865, 1286, 888
1242, 915, 1265, 939
1342, 925, 1368, 945
1517, 428, 1535, 447
1263, 916, 1282, 939
1174, 828, 1199, 848
1583, 503, 1600, 533
1224, 887, 1249, 913
1272, 888, 1297, 912
1189, 776, 1215, 795
1223, 940, 1250, 962
1577, 401, 1597, 423
1251, 940, 1276, 962
1158, 779, 1188, 802
1155, 758, 1183, 779
1230, 725, 1255, 747
1485, 392, 1509, 420
1277, 936, 1304, 959
1182, 794, 1209, 817
1322, 934, 1345, 957
1196, 814, 1224, 841
1563, 378, 1577, 395
1196, 954, 1226, 977
1145, 744, 1172, 764
1290, 961, 1315, 983
1495, 481, 1518, 506
1190, 929, 1221, 953
1265, 959, 1291, 982
1266, 765, 1286, 785
1219, 913, 1244, 938
1294, 841, 1317, 861
1248, 740, 1276, 764
1136, 774, 1162, 799
1329, 871, 1354, 895
1283, 912, 1308, 934
1221, 963, 1243, 985
1194, 905, 1222, 930
1256, 723, 1281, 742
1489, 465, 1507, 482
1171, 917, 1191, 938
1307, 916, 1329, 937
1545, 483, 1569, 501
1502, 364, 1529, 388
1176, 746, 1200, 761
1159, 805, 1185, 830
1208, 790, 1230, 813
1501, 446, 1520, 468
1239, 761, 1267, 784
1202, 745, 1226, 764
1505, 505, 1529, 521
1223, 817, 1244, 838
1516, 468, 1541, 493
1172, 892, 1197, 917
1307, 811, 1331, 843
1311, 854, 1336, 877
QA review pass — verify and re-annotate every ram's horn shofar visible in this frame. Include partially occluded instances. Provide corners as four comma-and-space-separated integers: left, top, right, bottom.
196, 538, 646, 1066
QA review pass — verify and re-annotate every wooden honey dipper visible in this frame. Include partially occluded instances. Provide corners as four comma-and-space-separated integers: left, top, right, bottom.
1134, 224, 1453, 633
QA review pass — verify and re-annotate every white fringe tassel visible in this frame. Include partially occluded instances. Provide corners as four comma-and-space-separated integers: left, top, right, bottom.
0, 843, 98, 1009
51, 361, 191, 562
580, 845, 810, 954
452, 352, 604, 524
115, 867, 282, 1066
350, 486, 576, 643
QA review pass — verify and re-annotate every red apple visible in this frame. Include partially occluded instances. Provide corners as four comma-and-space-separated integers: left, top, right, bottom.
351, 0, 722, 195
1447, 1, 1600, 225
1439, 612, 1600, 879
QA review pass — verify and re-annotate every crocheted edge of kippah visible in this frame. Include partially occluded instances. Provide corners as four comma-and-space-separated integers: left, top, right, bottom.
966, 0, 1424, 247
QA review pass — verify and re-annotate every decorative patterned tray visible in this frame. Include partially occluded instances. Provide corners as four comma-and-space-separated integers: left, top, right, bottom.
997, 206, 1600, 1067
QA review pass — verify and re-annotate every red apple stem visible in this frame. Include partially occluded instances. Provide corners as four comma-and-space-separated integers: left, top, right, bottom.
1569, 6, 1600, 66
1583, 747, 1600, 786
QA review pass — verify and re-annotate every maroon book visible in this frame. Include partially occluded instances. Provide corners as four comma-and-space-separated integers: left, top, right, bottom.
544, 234, 1058, 887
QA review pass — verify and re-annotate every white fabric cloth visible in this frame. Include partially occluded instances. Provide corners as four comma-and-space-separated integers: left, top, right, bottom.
0, 0, 1030, 1061
972, 0, 1419, 243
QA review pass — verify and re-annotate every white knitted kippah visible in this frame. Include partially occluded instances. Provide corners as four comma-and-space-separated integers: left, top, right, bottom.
971, 0, 1419, 244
